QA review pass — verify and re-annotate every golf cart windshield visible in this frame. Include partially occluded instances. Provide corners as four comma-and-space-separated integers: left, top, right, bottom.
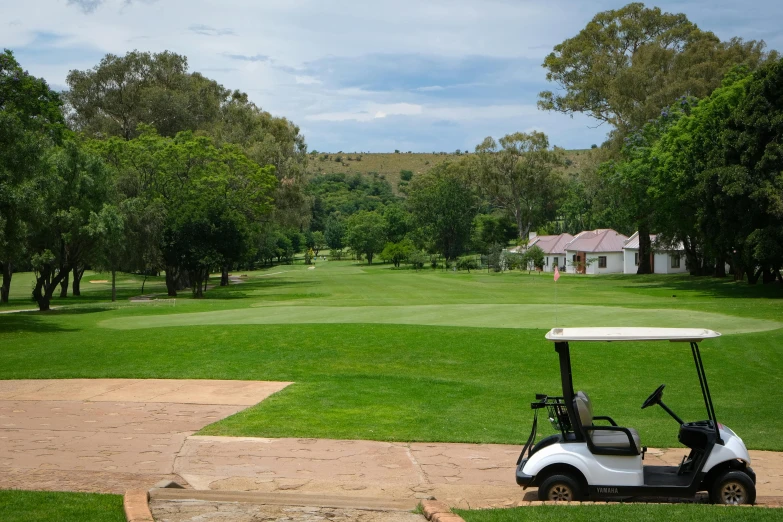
545, 327, 721, 343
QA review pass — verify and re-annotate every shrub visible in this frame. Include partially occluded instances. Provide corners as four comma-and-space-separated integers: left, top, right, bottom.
457, 257, 479, 272
334, 155, 342, 162
400, 170, 413, 181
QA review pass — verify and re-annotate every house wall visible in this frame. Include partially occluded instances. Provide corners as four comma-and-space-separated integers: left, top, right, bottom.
624, 249, 687, 274
586, 252, 624, 274
624, 249, 638, 274
656, 252, 687, 274
566, 250, 624, 274
543, 255, 564, 272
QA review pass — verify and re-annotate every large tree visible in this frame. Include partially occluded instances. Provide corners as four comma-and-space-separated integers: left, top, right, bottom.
65, 50, 228, 140
345, 210, 387, 264
407, 161, 479, 261
539, 2, 775, 141
27, 139, 112, 310
0, 50, 65, 303
475, 131, 563, 240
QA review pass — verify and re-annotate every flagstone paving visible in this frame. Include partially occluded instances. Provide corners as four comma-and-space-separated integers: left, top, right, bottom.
1, 379, 781, 511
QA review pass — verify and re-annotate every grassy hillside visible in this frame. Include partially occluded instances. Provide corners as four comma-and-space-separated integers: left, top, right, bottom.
306, 150, 595, 195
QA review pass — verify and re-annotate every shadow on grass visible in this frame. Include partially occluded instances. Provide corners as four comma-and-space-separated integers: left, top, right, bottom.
0, 313, 78, 333
603, 274, 783, 300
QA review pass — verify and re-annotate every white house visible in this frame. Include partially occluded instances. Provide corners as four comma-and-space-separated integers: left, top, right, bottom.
564, 229, 628, 274
528, 233, 575, 271
623, 232, 687, 274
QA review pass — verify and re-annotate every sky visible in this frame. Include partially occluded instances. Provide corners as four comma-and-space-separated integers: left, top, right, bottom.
2, 1, 782, 152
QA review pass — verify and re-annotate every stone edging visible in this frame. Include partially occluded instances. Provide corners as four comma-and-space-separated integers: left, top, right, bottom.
124, 489, 154, 522
421, 500, 466, 522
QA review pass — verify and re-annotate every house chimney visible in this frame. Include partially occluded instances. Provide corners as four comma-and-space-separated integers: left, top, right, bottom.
529, 232, 537, 240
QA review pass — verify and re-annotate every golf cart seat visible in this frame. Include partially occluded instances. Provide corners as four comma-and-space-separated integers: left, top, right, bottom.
575, 391, 641, 455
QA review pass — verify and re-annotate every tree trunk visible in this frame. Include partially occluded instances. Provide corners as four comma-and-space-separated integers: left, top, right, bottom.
59, 271, 70, 298
33, 264, 70, 311
762, 266, 776, 284
111, 269, 117, 302
0, 261, 11, 304
221, 264, 229, 286
165, 266, 178, 297
747, 266, 762, 284
636, 225, 652, 275
72, 266, 85, 296
141, 274, 148, 294
367, 253, 373, 264
714, 258, 726, 278
176, 270, 190, 291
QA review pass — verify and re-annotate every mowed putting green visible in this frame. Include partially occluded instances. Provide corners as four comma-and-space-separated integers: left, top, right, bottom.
99, 303, 781, 335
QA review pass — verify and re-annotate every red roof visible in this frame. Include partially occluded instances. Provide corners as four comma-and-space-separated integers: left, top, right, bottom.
529, 233, 575, 255
565, 229, 628, 253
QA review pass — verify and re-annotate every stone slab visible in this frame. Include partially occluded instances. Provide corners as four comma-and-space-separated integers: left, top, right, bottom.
150, 499, 425, 522
0, 379, 291, 495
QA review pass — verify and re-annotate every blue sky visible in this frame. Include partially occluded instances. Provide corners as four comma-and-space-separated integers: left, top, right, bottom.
2, 0, 782, 152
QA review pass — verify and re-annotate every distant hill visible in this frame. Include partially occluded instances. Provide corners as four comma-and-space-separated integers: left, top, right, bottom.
306, 150, 595, 195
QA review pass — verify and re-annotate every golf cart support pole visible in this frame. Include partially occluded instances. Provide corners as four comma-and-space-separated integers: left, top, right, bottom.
691, 341, 723, 444
555, 341, 584, 442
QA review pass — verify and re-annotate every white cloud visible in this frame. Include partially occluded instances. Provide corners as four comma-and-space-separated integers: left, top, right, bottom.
295, 75, 321, 85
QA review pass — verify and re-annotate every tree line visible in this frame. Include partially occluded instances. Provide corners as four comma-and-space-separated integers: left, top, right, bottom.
3, 3, 782, 314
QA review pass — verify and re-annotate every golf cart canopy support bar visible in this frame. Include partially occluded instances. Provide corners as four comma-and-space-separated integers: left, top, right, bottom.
546, 327, 721, 343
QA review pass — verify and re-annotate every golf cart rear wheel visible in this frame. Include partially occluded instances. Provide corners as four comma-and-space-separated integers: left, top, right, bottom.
710, 470, 756, 505
538, 473, 582, 502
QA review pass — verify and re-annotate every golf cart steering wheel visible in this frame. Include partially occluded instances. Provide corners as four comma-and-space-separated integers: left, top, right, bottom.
642, 384, 666, 409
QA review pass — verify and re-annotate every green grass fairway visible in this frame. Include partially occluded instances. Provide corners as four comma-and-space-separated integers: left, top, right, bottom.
0, 490, 124, 522
1, 262, 782, 449
456, 505, 782, 522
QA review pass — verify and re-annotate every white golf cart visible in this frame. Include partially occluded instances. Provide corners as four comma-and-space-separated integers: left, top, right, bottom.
515, 327, 756, 505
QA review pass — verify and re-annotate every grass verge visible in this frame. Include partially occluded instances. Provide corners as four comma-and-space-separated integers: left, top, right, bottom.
0, 490, 125, 522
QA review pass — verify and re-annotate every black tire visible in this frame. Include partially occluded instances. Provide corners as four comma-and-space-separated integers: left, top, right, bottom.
537, 473, 583, 502
709, 470, 756, 505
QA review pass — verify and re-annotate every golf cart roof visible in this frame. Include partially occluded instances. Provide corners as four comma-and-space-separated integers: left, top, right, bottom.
545, 327, 721, 342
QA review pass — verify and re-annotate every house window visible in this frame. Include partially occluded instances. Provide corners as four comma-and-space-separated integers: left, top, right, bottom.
634, 252, 639, 266
598, 256, 607, 268
671, 255, 681, 268
553, 257, 558, 268
546, 257, 549, 266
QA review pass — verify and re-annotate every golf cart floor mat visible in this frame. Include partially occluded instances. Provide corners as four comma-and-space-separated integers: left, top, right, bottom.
644, 465, 693, 486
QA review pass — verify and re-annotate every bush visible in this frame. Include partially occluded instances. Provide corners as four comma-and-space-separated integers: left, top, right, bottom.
334, 155, 342, 162
400, 170, 413, 181
457, 257, 479, 272
408, 250, 428, 270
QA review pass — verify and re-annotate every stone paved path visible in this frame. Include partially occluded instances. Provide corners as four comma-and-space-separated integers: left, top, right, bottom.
175, 436, 783, 509
0, 379, 291, 493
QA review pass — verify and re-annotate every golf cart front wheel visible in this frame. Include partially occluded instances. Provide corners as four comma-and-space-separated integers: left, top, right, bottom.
538, 473, 583, 502
710, 470, 756, 505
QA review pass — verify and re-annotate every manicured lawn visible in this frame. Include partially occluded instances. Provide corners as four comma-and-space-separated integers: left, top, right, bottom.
1, 262, 781, 449
0, 490, 124, 522
456, 505, 783, 522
